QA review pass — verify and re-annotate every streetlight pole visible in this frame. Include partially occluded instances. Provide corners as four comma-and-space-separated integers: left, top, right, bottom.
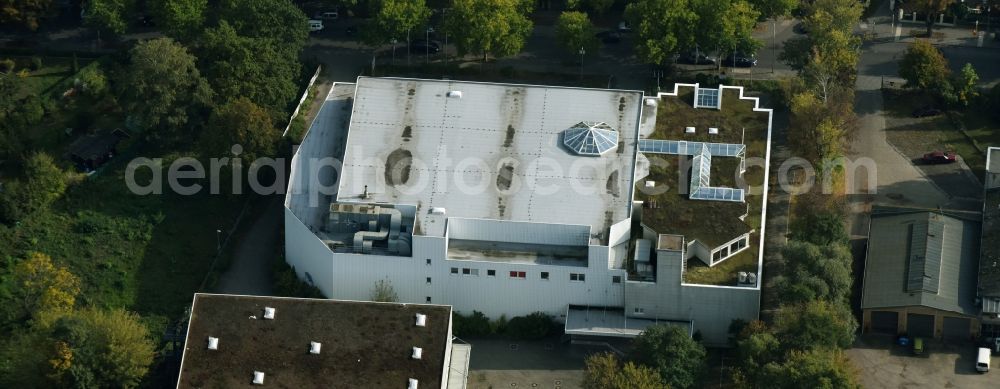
216, 229, 222, 254
426, 28, 432, 63
771, 18, 776, 74
407, 28, 411, 66
579, 47, 585, 80
392, 39, 398, 64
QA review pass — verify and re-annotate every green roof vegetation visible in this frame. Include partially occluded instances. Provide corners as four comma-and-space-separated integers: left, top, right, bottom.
683, 240, 759, 285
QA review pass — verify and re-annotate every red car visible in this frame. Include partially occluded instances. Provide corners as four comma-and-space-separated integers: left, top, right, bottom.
922, 151, 957, 164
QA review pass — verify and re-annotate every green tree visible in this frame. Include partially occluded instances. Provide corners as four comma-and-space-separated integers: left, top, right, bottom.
443, 0, 533, 63
370, 279, 398, 302
749, 0, 797, 20
0, 0, 53, 30
47, 308, 156, 388
788, 209, 848, 246
83, 0, 135, 36
732, 331, 783, 387
899, 39, 951, 96
773, 241, 853, 304
77, 65, 108, 97
625, 0, 697, 65
9, 252, 80, 323
200, 97, 278, 162
366, 0, 431, 50
117, 37, 213, 140
774, 300, 857, 351
151, 0, 207, 40
584, 352, 663, 389
217, 0, 309, 55
953, 63, 978, 107
694, 0, 761, 60
555, 11, 598, 56
762, 349, 860, 389
569, 0, 613, 15
22, 152, 67, 215
787, 91, 849, 164
911, 0, 955, 37
198, 22, 301, 114
630, 324, 706, 388
780, 0, 862, 74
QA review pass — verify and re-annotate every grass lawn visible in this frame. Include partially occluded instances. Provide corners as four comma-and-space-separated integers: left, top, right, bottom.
683, 239, 759, 285
10, 56, 92, 99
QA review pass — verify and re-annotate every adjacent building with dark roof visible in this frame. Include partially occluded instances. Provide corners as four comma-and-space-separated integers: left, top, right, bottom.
979, 147, 1000, 333
861, 208, 981, 340
176, 293, 468, 388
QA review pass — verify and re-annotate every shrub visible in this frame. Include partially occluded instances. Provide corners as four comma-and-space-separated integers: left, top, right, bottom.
0, 59, 14, 73
271, 255, 324, 298
505, 312, 554, 340
78, 66, 108, 96
30, 57, 42, 70
16, 69, 29, 78
453, 311, 492, 337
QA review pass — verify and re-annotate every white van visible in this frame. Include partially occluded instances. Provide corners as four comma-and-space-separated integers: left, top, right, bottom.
308, 20, 324, 32
317, 11, 339, 20
977, 347, 991, 373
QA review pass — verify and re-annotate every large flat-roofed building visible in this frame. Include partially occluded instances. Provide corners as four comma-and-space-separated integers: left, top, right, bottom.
176, 293, 468, 388
979, 147, 1000, 333
285, 78, 773, 345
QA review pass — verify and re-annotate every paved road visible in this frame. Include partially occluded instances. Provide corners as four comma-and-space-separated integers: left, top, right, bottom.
213, 196, 282, 296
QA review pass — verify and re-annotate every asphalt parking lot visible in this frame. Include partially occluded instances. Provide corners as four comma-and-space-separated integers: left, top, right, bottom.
846, 335, 995, 388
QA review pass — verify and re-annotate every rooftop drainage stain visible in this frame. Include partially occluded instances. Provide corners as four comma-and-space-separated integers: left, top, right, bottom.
385, 148, 413, 186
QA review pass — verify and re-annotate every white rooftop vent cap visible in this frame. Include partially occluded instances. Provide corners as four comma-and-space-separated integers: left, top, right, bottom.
415, 313, 427, 327
709, 127, 719, 134
310, 341, 322, 354
446, 91, 462, 98
685, 126, 696, 133
645, 98, 658, 106
408, 378, 419, 389
429, 207, 446, 215
263, 307, 275, 320
252, 371, 265, 385
645, 180, 656, 188
412, 347, 423, 359
207, 336, 219, 350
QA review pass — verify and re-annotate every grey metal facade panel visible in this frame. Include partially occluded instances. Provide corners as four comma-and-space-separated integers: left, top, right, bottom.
863, 211, 980, 316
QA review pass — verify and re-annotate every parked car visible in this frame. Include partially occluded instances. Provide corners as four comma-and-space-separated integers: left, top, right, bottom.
316, 11, 339, 20
722, 52, 757, 67
977, 347, 991, 372
912, 106, 942, 117
793, 22, 809, 34
676, 50, 715, 65
410, 39, 441, 53
618, 21, 632, 33
308, 20, 324, 32
596, 30, 622, 44
922, 150, 957, 164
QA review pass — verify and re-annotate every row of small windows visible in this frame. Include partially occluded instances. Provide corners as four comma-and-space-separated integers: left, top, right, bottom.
446, 267, 617, 283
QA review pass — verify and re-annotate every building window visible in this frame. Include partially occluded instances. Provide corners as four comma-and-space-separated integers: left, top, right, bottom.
633, 307, 644, 314
450, 267, 459, 275
712, 250, 724, 262
426, 297, 432, 303
730, 236, 748, 253
426, 277, 432, 284
487, 269, 496, 276
612, 276, 622, 284
541, 272, 549, 280
471, 269, 479, 276
462, 268, 471, 275
509, 271, 526, 279
426, 259, 432, 266
570, 273, 585, 282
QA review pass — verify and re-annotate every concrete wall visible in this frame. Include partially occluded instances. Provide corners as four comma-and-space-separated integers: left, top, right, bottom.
625, 249, 760, 346
447, 218, 591, 246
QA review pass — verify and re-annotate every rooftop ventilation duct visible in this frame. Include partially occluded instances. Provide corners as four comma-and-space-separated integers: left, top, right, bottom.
252, 371, 265, 385
310, 341, 322, 354
408, 378, 419, 389
412, 347, 423, 360
446, 91, 462, 98
429, 207, 446, 215
263, 307, 275, 320
415, 313, 427, 327
207, 336, 219, 350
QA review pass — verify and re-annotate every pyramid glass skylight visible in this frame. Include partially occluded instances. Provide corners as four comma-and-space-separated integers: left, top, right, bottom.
563, 121, 619, 156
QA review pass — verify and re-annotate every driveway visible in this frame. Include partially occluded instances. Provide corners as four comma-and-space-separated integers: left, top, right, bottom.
847, 335, 994, 388
213, 196, 282, 295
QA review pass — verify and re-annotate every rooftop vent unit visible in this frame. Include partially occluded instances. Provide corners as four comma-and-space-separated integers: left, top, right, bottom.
310, 341, 322, 355
263, 307, 275, 320
252, 371, 265, 385
408, 378, 419, 389
644, 180, 656, 189
685, 126, 696, 134
207, 337, 219, 350
446, 91, 462, 99
429, 207, 446, 216
415, 313, 427, 327
709, 127, 719, 134
645, 98, 658, 106
412, 347, 423, 360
